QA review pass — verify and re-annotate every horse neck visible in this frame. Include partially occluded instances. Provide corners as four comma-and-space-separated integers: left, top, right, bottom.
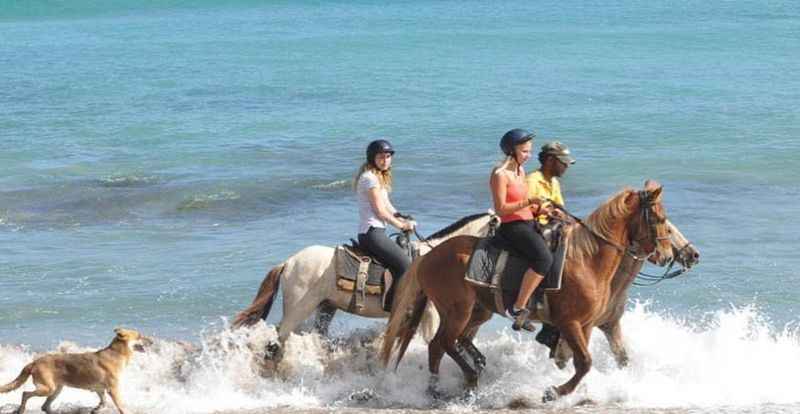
580, 203, 639, 287
610, 254, 645, 298
422, 216, 491, 248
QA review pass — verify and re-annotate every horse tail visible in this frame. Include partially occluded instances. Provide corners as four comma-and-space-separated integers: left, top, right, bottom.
232, 263, 285, 329
380, 259, 428, 369
0, 363, 33, 393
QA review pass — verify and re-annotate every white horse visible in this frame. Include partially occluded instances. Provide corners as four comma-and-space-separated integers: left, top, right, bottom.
232, 213, 498, 353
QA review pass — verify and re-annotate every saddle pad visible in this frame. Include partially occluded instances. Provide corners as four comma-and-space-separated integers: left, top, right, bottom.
464, 237, 499, 286
334, 246, 386, 286
500, 236, 568, 309
466, 233, 568, 297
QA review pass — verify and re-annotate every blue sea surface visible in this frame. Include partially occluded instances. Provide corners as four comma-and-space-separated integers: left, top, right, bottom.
1, 1, 799, 412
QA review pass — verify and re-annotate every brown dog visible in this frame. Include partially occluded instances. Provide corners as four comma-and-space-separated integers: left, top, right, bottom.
0, 328, 151, 414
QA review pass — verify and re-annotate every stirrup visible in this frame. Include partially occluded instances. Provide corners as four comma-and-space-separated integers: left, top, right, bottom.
510, 308, 536, 332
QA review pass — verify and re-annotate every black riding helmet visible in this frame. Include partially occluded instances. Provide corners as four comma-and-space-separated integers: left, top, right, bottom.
366, 139, 395, 166
500, 129, 535, 156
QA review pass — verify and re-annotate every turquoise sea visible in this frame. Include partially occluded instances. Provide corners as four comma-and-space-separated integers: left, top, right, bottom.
1, 1, 799, 413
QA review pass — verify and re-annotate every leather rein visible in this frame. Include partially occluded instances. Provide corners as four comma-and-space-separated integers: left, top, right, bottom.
552, 191, 691, 285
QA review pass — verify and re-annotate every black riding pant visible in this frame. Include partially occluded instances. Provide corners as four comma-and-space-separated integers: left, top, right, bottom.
498, 220, 553, 275
358, 226, 411, 282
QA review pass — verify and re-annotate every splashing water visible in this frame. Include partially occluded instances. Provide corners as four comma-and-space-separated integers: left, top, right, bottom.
1, 304, 799, 414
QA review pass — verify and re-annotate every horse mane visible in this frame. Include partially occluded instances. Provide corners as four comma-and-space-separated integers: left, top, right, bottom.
426, 213, 489, 241
568, 188, 634, 260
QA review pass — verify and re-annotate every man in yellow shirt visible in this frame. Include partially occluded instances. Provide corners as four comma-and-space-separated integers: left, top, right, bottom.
526, 141, 575, 355
526, 141, 575, 223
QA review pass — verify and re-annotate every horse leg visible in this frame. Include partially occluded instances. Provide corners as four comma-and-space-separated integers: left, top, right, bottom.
427, 300, 479, 396
599, 320, 629, 368
313, 300, 337, 337
440, 302, 479, 390
263, 290, 325, 369
461, 304, 492, 342
456, 339, 486, 377
427, 324, 448, 398
544, 322, 593, 402
553, 338, 573, 370
458, 305, 493, 375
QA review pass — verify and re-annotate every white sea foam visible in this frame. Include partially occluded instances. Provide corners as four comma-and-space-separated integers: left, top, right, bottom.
1, 304, 799, 413
310, 179, 350, 190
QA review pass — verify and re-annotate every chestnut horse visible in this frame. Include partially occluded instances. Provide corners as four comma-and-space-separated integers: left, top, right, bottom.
457, 218, 699, 371
552, 219, 699, 369
381, 181, 673, 401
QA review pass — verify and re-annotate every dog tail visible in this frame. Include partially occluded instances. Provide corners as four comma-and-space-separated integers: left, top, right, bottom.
232, 263, 285, 329
0, 363, 33, 393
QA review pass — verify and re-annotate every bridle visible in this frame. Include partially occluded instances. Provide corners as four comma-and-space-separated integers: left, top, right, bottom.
631, 190, 671, 254
553, 190, 667, 261
633, 241, 694, 286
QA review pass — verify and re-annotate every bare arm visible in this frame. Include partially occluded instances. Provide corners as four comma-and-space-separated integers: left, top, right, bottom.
490, 170, 541, 216
367, 188, 411, 230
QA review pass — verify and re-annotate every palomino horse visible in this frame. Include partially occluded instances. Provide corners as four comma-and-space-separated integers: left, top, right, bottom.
381, 181, 673, 401
231, 213, 498, 358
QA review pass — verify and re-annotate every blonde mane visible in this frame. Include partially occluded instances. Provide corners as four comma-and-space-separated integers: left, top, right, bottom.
567, 188, 635, 261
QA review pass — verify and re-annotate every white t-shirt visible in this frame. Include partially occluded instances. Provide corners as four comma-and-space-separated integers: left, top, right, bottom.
357, 170, 395, 234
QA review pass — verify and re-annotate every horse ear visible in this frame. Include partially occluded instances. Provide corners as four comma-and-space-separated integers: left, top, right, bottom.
643, 179, 663, 200
644, 179, 660, 191
650, 185, 663, 200
624, 191, 638, 207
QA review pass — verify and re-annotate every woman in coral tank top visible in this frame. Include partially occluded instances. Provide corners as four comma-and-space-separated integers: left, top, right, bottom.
490, 129, 553, 332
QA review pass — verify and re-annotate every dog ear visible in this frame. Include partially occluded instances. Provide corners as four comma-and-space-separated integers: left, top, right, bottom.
115, 328, 131, 340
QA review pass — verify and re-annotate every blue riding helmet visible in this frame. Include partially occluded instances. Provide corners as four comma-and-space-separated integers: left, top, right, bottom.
500, 129, 535, 156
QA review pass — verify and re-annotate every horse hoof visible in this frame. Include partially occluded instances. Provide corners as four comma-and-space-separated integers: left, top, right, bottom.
542, 386, 559, 403
461, 388, 478, 404
427, 386, 443, 400
555, 359, 567, 370
349, 388, 376, 402
617, 355, 630, 368
265, 341, 282, 361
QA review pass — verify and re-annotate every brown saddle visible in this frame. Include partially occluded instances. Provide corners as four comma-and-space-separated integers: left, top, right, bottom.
334, 245, 390, 310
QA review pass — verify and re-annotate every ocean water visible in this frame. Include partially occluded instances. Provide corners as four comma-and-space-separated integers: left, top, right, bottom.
1, 1, 799, 413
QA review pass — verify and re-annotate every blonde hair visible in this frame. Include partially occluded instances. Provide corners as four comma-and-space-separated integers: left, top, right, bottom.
353, 162, 393, 192
491, 155, 521, 177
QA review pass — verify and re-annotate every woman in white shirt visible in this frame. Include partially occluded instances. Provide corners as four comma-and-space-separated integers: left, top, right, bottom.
355, 139, 415, 312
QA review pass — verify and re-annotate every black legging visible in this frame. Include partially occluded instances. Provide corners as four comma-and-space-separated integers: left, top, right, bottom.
358, 226, 411, 281
498, 220, 553, 275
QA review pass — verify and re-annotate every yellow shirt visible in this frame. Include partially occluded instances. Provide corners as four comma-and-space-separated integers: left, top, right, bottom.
526, 170, 564, 225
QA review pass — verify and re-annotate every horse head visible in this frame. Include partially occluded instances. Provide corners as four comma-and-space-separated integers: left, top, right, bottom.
627, 180, 673, 266
665, 220, 700, 269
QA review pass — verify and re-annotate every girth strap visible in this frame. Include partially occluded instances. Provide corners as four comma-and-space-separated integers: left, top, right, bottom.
354, 256, 371, 310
